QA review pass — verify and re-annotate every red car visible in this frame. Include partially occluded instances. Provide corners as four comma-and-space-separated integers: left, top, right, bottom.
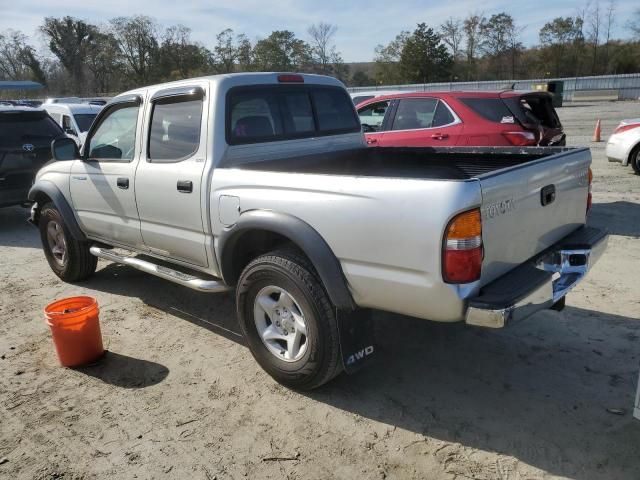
356, 90, 565, 148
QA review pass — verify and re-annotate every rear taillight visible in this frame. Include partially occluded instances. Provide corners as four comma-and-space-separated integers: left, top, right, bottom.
502, 131, 537, 146
587, 167, 593, 214
612, 123, 640, 135
443, 208, 482, 283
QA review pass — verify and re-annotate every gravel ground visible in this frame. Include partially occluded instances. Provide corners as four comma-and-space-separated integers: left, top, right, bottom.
1, 100, 639, 480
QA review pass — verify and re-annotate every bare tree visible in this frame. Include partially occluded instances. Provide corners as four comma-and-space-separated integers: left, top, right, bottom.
110, 15, 160, 84
463, 13, 485, 79
307, 22, 339, 73
439, 17, 464, 59
627, 8, 640, 38
603, 0, 616, 67
587, 0, 601, 74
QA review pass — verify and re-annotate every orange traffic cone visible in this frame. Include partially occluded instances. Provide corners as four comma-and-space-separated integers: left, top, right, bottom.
592, 119, 602, 142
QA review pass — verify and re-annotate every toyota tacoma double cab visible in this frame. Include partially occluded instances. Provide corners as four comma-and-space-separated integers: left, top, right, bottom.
29, 73, 607, 390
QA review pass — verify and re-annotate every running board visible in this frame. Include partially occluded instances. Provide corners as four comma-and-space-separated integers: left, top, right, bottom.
89, 246, 230, 293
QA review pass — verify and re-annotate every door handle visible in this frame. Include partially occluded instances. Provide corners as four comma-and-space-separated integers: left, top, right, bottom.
366, 138, 378, 145
177, 180, 193, 193
117, 177, 129, 189
430, 133, 449, 140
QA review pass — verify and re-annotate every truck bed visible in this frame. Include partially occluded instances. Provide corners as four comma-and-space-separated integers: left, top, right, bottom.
231, 146, 583, 181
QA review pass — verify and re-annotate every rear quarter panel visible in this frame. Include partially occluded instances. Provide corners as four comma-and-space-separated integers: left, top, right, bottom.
211, 165, 483, 322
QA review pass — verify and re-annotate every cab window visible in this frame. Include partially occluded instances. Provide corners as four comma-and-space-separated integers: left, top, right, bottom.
148, 97, 203, 162
87, 104, 139, 161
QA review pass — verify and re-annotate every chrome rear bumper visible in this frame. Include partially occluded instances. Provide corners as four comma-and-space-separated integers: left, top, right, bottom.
465, 226, 608, 328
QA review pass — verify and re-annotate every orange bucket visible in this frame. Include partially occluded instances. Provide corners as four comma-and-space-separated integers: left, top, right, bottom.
44, 296, 104, 367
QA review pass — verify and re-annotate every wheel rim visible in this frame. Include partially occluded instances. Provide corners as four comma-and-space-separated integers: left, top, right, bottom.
46, 220, 67, 267
253, 285, 309, 362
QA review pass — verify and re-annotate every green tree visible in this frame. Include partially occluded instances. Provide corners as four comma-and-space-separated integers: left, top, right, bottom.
539, 17, 581, 77
40, 16, 97, 92
462, 13, 486, 80
480, 13, 521, 79
373, 31, 409, 84
160, 25, 210, 79
350, 70, 373, 87
253, 30, 311, 71
399, 23, 452, 83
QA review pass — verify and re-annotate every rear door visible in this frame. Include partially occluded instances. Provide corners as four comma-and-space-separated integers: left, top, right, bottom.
135, 84, 209, 267
500, 92, 565, 146
378, 97, 463, 147
479, 149, 590, 285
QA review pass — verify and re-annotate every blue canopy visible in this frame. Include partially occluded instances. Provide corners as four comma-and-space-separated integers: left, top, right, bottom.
0, 80, 43, 91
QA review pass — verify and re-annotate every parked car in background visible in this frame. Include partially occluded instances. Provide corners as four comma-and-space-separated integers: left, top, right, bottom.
350, 90, 408, 105
356, 91, 565, 147
606, 118, 640, 174
43, 103, 103, 148
0, 106, 63, 208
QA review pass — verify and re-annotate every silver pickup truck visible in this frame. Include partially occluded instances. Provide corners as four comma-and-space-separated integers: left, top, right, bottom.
29, 73, 607, 389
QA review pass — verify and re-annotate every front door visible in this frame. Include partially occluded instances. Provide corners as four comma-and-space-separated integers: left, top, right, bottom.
379, 97, 463, 147
69, 98, 144, 249
357, 100, 391, 146
134, 85, 209, 267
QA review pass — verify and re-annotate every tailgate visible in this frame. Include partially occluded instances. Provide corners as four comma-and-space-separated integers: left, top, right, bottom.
479, 148, 590, 285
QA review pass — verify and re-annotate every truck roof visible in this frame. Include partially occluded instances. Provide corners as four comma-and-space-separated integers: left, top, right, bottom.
42, 103, 103, 114
113, 72, 346, 103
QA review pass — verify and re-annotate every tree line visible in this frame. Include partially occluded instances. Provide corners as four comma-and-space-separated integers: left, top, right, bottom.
1, 6, 640, 95
370, 3, 640, 86
0, 16, 347, 95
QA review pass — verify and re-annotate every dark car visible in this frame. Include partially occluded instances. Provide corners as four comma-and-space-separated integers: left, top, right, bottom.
0, 107, 63, 208
356, 90, 565, 148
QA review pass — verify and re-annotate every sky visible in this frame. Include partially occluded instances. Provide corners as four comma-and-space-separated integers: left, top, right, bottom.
0, 0, 636, 62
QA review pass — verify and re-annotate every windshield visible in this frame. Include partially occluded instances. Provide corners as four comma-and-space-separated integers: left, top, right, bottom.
74, 113, 97, 132
0, 111, 63, 147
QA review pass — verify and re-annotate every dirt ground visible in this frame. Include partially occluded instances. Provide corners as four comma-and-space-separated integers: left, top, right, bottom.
1, 101, 640, 480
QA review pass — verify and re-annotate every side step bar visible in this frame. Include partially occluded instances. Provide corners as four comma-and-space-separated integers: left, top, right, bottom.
89, 246, 230, 293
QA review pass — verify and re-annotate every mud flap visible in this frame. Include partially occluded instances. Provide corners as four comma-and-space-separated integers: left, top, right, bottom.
337, 308, 376, 374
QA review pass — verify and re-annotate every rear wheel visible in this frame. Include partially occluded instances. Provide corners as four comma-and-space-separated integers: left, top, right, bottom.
38, 202, 97, 282
630, 146, 640, 175
236, 249, 342, 390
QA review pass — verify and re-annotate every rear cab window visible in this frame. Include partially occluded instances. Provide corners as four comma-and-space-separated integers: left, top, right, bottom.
227, 85, 359, 145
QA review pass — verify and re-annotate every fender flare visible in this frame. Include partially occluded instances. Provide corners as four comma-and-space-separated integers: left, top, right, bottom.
218, 210, 355, 310
28, 180, 87, 241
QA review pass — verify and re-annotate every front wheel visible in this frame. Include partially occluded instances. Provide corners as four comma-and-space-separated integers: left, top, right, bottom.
38, 202, 97, 282
236, 249, 342, 390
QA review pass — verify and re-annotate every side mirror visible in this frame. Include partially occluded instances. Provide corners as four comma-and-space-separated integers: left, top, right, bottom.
51, 137, 80, 161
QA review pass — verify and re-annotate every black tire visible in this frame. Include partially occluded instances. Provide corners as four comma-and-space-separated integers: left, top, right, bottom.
630, 146, 640, 175
38, 202, 97, 282
236, 248, 342, 390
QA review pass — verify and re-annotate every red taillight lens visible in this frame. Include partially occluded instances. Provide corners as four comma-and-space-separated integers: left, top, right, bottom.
277, 74, 304, 83
502, 131, 537, 146
443, 209, 482, 283
612, 123, 640, 135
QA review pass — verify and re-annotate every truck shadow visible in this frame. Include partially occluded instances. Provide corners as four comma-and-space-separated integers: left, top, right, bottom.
89, 262, 244, 347
0, 205, 40, 248
308, 307, 640, 479
590, 201, 640, 237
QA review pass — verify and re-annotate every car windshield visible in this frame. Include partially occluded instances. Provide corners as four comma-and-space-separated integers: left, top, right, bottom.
74, 113, 97, 132
0, 111, 62, 147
